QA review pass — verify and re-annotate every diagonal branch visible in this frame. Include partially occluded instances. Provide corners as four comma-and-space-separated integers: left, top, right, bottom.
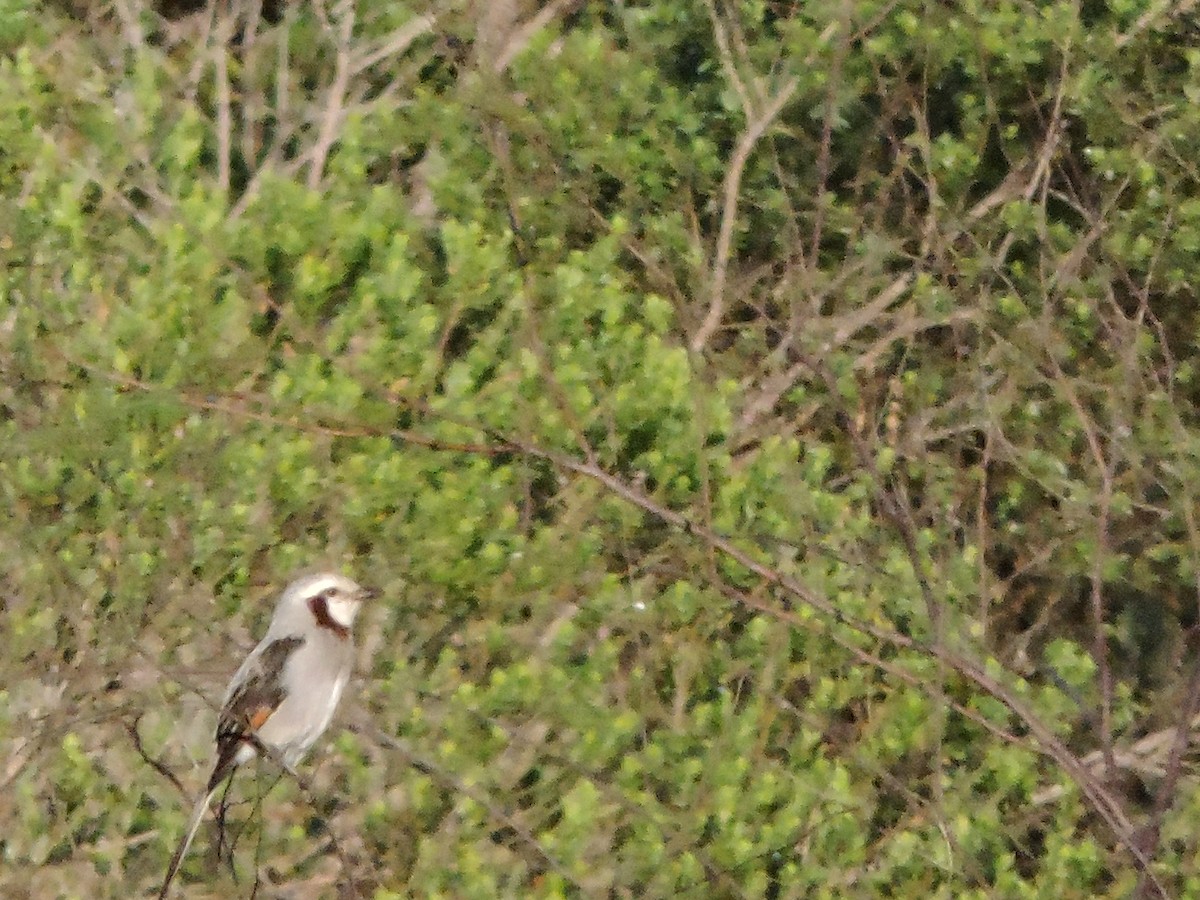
308, 2, 356, 190
349, 13, 436, 75
691, 76, 798, 353
492, 0, 581, 74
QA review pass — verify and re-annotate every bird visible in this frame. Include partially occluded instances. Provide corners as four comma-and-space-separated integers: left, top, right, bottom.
157, 572, 373, 898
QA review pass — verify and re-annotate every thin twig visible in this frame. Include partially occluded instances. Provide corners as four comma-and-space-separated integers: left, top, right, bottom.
702, 0, 753, 118
1045, 354, 1117, 778
807, 10, 850, 270
366, 725, 580, 892
308, 2, 356, 190
492, 0, 579, 74
214, 16, 233, 195
691, 76, 798, 353
127, 714, 187, 796
1115, 0, 1200, 47
350, 13, 436, 75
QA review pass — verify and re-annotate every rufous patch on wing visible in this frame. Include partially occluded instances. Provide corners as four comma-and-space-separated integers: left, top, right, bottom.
248, 705, 274, 731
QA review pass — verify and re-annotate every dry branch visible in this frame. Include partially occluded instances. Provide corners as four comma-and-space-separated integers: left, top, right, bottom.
308, 2, 356, 190
691, 76, 798, 354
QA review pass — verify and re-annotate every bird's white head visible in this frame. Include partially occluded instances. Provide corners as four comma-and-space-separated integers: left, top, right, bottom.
281, 572, 373, 638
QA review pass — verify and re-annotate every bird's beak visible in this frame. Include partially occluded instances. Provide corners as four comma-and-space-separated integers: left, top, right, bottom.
358, 586, 379, 602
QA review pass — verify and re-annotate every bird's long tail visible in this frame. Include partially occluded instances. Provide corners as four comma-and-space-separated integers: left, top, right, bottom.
158, 786, 216, 899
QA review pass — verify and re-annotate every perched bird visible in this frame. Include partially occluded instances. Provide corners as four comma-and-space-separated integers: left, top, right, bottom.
158, 572, 373, 898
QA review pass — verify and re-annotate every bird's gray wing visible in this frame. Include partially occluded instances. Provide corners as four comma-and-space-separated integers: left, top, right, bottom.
207, 635, 304, 790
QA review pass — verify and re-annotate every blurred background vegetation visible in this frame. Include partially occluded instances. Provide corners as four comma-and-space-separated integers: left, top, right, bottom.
4, 0, 1200, 896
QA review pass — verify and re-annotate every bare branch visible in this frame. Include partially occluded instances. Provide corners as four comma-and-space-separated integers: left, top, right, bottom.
349, 13, 436, 75
701, 0, 753, 119
1115, 0, 1200, 47
493, 0, 580, 74
691, 76, 798, 353
308, 2, 356, 191
213, 19, 233, 195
